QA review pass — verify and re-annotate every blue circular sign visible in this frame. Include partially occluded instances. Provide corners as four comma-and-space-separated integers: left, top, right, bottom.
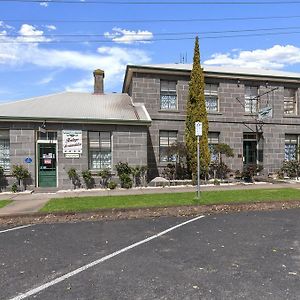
24, 157, 32, 164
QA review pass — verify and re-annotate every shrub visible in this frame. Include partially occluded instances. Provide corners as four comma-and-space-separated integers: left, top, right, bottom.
67, 168, 81, 189
209, 161, 231, 180
115, 162, 132, 176
162, 163, 176, 182
280, 160, 300, 179
119, 174, 133, 189
0, 166, 7, 192
213, 179, 220, 185
108, 181, 117, 190
82, 170, 95, 189
11, 182, 18, 193
12, 165, 30, 190
98, 169, 112, 188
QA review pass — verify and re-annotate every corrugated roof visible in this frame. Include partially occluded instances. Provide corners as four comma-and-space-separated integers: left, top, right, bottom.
0, 92, 151, 124
139, 64, 300, 79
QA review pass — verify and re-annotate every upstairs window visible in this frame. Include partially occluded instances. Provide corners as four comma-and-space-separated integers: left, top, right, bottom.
88, 131, 111, 170
160, 80, 177, 110
285, 134, 298, 161
245, 86, 258, 113
0, 130, 10, 171
205, 84, 219, 112
284, 88, 297, 115
159, 131, 177, 162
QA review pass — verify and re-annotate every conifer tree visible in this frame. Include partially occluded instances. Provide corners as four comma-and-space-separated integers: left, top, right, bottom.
185, 36, 210, 179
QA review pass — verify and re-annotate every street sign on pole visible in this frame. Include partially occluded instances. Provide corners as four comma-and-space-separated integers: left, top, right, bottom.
195, 122, 202, 136
195, 122, 202, 199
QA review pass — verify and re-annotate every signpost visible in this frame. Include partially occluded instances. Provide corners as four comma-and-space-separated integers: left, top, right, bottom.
195, 122, 202, 199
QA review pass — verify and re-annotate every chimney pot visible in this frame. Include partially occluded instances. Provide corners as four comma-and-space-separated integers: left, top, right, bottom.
93, 69, 105, 94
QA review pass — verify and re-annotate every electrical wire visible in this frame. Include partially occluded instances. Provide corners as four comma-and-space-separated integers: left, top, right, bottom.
1, 0, 300, 4
1, 29, 300, 43
2, 15, 300, 24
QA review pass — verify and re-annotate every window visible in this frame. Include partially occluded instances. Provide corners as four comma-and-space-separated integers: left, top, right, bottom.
88, 131, 111, 170
159, 131, 177, 162
208, 132, 220, 161
160, 80, 177, 110
0, 130, 10, 171
205, 84, 218, 112
245, 86, 258, 113
284, 88, 297, 115
285, 134, 298, 161
37, 131, 57, 141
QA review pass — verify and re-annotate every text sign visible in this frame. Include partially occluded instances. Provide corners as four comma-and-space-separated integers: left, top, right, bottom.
195, 122, 203, 136
62, 130, 83, 154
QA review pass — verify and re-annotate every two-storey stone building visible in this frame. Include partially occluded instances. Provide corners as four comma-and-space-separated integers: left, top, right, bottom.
123, 64, 300, 179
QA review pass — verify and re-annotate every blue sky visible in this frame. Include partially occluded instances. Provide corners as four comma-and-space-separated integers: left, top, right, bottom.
1, 1, 300, 102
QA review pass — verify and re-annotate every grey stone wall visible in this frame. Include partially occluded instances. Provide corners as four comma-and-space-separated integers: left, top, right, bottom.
1, 121, 148, 190
128, 71, 300, 178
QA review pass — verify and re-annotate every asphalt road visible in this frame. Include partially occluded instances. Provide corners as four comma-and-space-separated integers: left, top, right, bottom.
1, 209, 300, 300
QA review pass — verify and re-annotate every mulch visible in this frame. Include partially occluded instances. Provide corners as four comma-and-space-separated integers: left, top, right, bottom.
1, 200, 300, 227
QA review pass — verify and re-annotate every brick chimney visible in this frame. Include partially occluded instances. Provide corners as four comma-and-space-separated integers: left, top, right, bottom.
93, 69, 105, 94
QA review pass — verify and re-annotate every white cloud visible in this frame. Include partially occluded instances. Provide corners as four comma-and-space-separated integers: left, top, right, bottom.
204, 45, 300, 70
0, 23, 151, 92
45, 25, 56, 31
18, 24, 50, 43
40, 2, 49, 7
104, 27, 153, 44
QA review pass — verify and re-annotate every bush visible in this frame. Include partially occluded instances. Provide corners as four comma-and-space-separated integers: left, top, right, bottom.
108, 181, 117, 190
213, 179, 220, 185
280, 160, 300, 179
11, 182, 18, 193
12, 165, 30, 190
67, 168, 81, 189
98, 169, 112, 188
82, 170, 95, 189
119, 174, 133, 189
115, 162, 132, 176
0, 166, 7, 192
209, 161, 231, 180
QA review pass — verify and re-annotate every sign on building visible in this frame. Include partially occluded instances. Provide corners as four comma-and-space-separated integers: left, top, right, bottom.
62, 130, 83, 154
258, 106, 273, 121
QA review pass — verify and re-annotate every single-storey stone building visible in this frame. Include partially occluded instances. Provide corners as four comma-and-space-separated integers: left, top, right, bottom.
0, 70, 151, 189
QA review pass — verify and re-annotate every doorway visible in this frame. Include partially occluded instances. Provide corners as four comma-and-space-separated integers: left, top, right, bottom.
38, 143, 57, 187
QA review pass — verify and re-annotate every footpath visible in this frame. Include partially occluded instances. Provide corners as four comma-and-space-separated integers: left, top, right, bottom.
0, 182, 298, 216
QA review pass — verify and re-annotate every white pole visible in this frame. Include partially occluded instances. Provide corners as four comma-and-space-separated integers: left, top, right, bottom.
197, 135, 200, 199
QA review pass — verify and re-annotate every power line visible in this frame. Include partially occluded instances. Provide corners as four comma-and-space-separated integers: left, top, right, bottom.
1, 0, 300, 4
1, 29, 300, 43
4, 25, 300, 37
2, 15, 300, 24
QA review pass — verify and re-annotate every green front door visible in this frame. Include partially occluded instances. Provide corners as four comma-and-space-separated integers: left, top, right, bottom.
38, 143, 57, 187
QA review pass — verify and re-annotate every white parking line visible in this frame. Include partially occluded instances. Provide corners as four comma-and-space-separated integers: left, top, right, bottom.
9, 215, 205, 300
0, 225, 32, 234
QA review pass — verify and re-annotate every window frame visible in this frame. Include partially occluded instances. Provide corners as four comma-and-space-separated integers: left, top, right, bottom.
205, 83, 219, 112
285, 134, 299, 161
159, 130, 177, 163
284, 88, 297, 115
208, 132, 220, 162
160, 80, 178, 110
245, 86, 259, 114
88, 131, 112, 170
0, 130, 10, 172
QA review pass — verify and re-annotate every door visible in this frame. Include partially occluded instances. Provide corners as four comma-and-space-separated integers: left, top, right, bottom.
38, 143, 57, 187
243, 140, 257, 166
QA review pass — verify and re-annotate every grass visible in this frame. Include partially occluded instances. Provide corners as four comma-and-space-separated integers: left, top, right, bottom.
40, 188, 300, 213
0, 200, 12, 209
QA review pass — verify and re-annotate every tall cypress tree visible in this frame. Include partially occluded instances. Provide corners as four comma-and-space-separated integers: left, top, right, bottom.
185, 36, 210, 179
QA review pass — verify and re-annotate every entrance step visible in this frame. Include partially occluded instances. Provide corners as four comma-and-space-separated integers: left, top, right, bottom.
33, 187, 59, 193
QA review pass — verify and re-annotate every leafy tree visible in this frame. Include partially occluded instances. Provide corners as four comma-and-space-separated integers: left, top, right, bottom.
212, 143, 234, 164
185, 36, 210, 180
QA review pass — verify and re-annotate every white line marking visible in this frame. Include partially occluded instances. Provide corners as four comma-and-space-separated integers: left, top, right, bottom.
9, 215, 205, 300
0, 225, 32, 234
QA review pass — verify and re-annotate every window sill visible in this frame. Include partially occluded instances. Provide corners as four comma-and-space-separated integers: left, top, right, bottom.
283, 114, 299, 118
244, 113, 258, 117
208, 111, 222, 115
158, 109, 180, 113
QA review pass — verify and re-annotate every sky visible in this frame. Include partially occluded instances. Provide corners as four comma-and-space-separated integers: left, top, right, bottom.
1, 0, 300, 102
